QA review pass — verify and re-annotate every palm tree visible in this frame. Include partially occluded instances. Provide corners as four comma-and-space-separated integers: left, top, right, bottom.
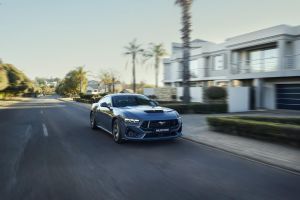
124, 39, 144, 93
144, 43, 167, 88
175, 0, 193, 103
99, 70, 120, 93
76, 66, 87, 94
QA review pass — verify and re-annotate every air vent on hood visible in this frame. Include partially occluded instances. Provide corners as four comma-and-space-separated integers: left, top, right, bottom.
144, 109, 164, 113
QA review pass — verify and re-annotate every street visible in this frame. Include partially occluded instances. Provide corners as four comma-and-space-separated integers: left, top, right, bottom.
1, 97, 300, 200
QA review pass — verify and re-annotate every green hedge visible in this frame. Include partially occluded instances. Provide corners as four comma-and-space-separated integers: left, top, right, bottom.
207, 117, 300, 145
205, 86, 227, 100
161, 103, 227, 114
231, 116, 300, 126
74, 98, 97, 104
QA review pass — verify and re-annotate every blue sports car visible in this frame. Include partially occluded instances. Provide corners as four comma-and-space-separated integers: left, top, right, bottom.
90, 94, 182, 143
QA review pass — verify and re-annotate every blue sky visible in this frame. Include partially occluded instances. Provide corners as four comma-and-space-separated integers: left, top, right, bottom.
0, 0, 300, 84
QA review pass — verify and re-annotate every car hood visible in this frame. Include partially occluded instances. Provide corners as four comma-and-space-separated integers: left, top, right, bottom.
117, 105, 178, 120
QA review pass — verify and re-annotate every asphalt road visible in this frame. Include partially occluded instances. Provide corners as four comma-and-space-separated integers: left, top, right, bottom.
1, 97, 300, 200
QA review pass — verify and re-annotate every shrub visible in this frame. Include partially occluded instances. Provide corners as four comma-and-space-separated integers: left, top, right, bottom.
205, 86, 227, 100
189, 103, 227, 114
147, 95, 157, 99
162, 104, 189, 114
207, 116, 300, 146
160, 103, 227, 114
231, 116, 300, 126
171, 95, 177, 101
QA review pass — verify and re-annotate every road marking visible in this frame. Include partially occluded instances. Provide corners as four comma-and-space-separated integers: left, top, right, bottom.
25, 125, 32, 136
40, 110, 44, 114
42, 123, 48, 137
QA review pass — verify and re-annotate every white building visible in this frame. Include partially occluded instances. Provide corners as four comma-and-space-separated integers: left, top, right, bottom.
164, 25, 300, 110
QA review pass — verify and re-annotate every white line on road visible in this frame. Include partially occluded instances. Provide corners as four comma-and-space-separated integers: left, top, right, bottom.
25, 125, 32, 136
42, 123, 48, 137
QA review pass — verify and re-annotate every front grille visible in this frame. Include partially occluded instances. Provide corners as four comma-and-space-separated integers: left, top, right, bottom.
140, 119, 179, 129
144, 131, 177, 138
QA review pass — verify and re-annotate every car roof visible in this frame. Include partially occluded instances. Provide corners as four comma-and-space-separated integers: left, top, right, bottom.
106, 93, 146, 98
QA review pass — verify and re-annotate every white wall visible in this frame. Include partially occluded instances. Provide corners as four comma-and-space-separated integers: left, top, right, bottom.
177, 87, 203, 102
143, 88, 155, 96
294, 40, 300, 69
228, 87, 250, 112
263, 84, 276, 110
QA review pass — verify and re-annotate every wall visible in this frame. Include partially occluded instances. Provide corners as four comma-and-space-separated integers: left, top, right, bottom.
177, 87, 203, 102
228, 87, 250, 112
263, 83, 276, 109
143, 88, 155, 96
294, 39, 300, 69
144, 87, 176, 101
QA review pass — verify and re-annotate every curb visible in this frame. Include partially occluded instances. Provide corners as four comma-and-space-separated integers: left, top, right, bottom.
181, 136, 300, 176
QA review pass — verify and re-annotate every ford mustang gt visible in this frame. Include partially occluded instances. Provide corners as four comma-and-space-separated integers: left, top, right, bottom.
90, 94, 182, 143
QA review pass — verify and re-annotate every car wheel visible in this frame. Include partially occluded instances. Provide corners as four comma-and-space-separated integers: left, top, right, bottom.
90, 112, 97, 130
113, 119, 123, 144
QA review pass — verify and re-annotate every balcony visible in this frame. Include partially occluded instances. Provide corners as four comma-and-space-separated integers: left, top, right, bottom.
231, 54, 300, 74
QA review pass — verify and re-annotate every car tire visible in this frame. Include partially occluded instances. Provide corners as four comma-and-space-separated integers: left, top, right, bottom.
113, 119, 123, 144
90, 112, 97, 130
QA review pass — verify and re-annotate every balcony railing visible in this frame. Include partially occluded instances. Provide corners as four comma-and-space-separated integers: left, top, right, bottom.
231, 54, 300, 74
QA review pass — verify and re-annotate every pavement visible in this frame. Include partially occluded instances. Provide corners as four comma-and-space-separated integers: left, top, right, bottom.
0, 97, 30, 107
1, 97, 300, 200
182, 115, 300, 173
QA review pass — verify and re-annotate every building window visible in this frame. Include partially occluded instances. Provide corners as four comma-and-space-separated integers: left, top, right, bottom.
177, 62, 183, 79
249, 48, 278, 72
189, 60, 199, 78
264, 48, 278, 71
214, 55, 224, 70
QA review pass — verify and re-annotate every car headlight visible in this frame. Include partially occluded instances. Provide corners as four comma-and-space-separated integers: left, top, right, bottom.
177, 116, 182, 123
124, 118, 140, 124
175, 112, 182, 123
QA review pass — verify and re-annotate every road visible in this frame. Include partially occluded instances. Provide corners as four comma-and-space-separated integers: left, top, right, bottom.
0, 97, 299, 200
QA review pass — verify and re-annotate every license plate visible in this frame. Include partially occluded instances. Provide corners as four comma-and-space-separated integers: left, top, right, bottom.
156, 128, 169, 133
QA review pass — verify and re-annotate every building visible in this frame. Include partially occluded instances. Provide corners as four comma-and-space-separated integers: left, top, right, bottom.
86, 80, 101, 95
163, 24, 300, 110
45, 80, 58, 88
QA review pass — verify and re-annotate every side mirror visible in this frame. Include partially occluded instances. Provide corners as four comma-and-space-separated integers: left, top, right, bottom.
100, 102, 109, 108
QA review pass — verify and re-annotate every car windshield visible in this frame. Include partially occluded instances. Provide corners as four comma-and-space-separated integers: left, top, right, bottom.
112, 95, 155, 107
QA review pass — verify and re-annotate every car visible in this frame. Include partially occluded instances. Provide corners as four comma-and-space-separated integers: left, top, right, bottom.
90, 93, 182, 143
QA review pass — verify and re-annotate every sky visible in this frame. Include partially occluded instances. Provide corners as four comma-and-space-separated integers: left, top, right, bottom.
0, 0, 300, 85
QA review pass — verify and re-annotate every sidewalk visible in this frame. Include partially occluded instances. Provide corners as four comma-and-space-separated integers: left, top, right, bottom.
182, 114, 300, 173
0, 97, 30, 108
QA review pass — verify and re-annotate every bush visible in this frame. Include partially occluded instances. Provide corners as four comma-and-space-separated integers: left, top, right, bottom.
205, 86, 227, 100
231, 116, 300, 126
74, 93, 105, 104
207, 116, 300, 146
161, 103, 227, 114
162, 104, 189, 114
147, 95, 157, 99
171, 95, 177, 101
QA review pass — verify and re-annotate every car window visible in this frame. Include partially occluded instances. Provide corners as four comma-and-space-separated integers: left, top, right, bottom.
99, 96, 112, 107
112, 95, 155, 107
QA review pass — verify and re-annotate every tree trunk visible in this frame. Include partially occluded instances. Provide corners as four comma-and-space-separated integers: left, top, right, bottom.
112, 77, 115, 93
155, 56, 159, 88
132, 54, 136, 93
181, 3, 191, 104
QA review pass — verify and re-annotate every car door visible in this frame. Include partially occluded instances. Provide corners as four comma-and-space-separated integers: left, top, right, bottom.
95, 97, 107, 128
101, 96, 114, 131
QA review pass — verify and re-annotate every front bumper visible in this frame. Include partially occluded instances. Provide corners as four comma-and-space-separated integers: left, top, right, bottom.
120, 120, 182, 141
